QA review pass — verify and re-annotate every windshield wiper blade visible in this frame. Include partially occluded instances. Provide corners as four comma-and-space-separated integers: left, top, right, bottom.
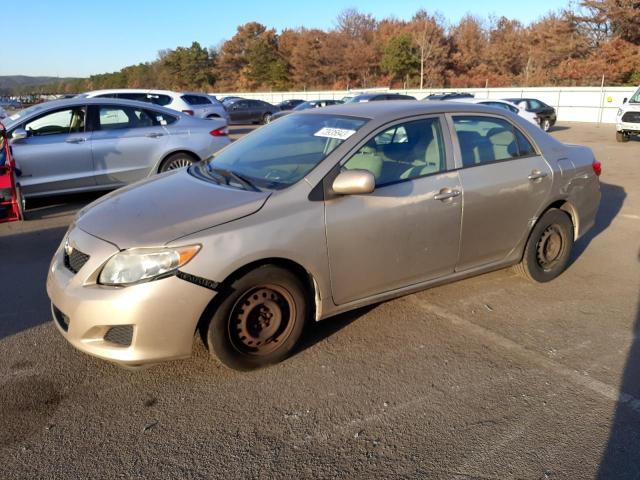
208, 166, 260, 191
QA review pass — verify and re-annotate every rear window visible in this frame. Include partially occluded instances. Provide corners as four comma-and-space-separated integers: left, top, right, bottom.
181, 95, 212, 106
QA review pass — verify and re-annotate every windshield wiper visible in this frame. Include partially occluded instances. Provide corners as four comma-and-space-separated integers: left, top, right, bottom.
208, 166, 260, 191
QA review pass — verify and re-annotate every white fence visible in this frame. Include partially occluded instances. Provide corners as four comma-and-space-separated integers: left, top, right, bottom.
213, 86, 638, 124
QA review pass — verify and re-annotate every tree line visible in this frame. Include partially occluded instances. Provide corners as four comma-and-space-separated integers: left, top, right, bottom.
30, 0, 640, 95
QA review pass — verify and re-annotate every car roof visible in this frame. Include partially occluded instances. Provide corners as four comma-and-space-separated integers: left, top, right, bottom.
17, 97, 185, 115
299, 100, 519, 120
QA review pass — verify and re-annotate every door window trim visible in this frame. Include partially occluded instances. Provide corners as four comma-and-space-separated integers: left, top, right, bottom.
444, 112, 541, 170
21, 105, 88, 137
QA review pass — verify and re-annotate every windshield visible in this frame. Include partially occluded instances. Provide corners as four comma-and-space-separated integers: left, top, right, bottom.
192, 113, 367, 190
629, 87, 640, 104
2, 103, 47, 128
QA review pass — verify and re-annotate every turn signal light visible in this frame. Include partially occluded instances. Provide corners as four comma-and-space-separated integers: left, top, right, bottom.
210, 127, 229, 137
592, 160, 602, 177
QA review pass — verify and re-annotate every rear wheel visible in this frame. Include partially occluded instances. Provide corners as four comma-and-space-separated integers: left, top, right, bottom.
204, 265, 308, 370
616, 131, 630, 143
158, 152, 196, 173
514, 208, 574, 282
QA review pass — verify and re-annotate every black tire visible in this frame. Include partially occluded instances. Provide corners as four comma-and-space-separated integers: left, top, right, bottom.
158, 152, 196, 173
206, 114, 220, 119
541, 118, 552, 132
262, 112, 272, 124
616, 131, 630, 143
514, 208, 574, 282
204, 265, 308, 370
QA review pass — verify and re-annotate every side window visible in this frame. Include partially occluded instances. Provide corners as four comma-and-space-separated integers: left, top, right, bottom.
95, 93, 118, 99
25, 108, 85, 136
146, 94, 172, 106
98, 106, 156, 130
343, 118, 446, 187
146, 109, 177, 126
528, 99, 543, 109
118, 93, 151, 103
452, 116, 536, 168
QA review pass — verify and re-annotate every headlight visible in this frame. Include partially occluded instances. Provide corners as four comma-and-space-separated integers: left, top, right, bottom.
99, 245, 200, 286
617, 108, 623, 117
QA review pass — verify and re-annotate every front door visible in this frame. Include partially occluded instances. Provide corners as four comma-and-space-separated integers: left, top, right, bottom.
325, 116, 462, 305
450, 114, 553, 270
12, 106, 94, 196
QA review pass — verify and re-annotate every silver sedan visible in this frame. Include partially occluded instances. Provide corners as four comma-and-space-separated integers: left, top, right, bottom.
4, 98, 230, 198
47, 101, 601, 371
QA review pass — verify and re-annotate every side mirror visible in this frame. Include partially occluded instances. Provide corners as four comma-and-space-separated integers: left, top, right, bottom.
332, 169, 375, 195
11, 128, 27, 142
623, 97, 628, 104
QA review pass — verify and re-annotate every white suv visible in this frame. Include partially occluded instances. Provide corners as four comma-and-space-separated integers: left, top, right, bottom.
81, 89, 230, 123
616, 86, 640, 142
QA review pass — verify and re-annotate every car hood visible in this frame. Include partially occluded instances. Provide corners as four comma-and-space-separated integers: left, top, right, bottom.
76, 170, 270, 249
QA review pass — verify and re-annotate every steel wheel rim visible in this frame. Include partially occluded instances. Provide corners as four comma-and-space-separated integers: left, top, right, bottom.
166, 157, 193, 170
228, 284, 296, 356
543, 119, 551, 131
536, 224, 564, 271
264, 114, 272, 123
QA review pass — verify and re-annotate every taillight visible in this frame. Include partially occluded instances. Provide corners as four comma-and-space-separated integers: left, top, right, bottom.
210, 127, 228, 137
182, 109, 194, 116
592, 159, 602, 177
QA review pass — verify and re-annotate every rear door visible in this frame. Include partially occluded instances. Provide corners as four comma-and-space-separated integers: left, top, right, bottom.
450, 114, 553, 270
12, 106, 94, 195
325, 115, 462, 305
89, 104, 171, 186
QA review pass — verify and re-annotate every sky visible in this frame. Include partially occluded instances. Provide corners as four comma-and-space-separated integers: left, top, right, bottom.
2, 0, 568, 78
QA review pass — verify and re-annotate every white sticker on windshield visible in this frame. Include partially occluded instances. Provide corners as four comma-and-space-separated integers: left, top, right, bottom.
314, 127, 356, 140
8, 114, 20, 121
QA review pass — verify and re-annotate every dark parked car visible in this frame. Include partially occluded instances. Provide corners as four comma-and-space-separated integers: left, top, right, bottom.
424, 92, 474, 101
503, 98, 557, 132
224, 99, 279, 125
270, 99, 343, 121
346, 93, 416, 103
276, 99, 305, 111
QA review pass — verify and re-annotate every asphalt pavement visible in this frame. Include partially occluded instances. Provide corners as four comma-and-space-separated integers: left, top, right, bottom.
0, 123, 638, 479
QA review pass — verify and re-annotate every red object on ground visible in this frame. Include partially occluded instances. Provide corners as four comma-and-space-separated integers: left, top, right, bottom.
0, 122, 23, 223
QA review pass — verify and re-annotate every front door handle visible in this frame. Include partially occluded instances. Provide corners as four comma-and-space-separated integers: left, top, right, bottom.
65, 137, 86, 144
146, 132, 164, 138
528, 170, 548, 181
434, 188, 461, 201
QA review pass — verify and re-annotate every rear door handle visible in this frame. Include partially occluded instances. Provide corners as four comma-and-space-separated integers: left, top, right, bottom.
434, 188, 461, 201
146, 132, 164, 138
65, 137, 86, 144
528, 170, 548, 181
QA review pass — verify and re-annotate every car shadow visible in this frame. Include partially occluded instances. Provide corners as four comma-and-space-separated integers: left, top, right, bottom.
0, 225, 68, 340
597, 251, 640, 478
570, 182, 626, 263
549, 125, 570, 132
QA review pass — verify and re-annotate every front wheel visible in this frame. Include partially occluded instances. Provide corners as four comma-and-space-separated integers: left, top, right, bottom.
616, 131, 630, 143
204, 265, 308, 370
262, 112, 272, 124
541, 118, 552, 132
514, 208, 574, 282
15, 183, 25, 221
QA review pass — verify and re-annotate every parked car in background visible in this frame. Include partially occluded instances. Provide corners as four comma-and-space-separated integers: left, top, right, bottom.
47, 101, 600, 371
220, 96, 244, 103
346, 93, 416, 103
0, 106, 7, 120
503, 98, 557, 132
276, 99, 305, 111
81, 89, 230, 123
269, 99, 343, 121
3, 97, 230, 198
615, 85, 640, 142
424, 92, 474, 101
224, 98, 279, 124
446, 98, 539, 126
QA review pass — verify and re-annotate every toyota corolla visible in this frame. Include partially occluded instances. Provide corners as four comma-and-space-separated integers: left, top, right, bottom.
47, 101, 601, 371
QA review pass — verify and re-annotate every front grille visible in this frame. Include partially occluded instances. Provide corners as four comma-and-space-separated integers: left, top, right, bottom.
104, 326, 133, 346
52, 304, 69, 332
621, 111, 640, 123
64, 248, 90, 274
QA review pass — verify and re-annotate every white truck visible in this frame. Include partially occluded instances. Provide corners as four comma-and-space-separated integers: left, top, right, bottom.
616, 86, 640, 142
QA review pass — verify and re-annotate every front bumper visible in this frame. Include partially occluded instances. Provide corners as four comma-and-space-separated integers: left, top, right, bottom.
46, 227, 216, 366
616, 120, 640, 132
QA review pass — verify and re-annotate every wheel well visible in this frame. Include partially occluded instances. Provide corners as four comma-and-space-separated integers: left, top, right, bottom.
207, 114, 220, 118
543, 200, 578, 240
158, 150, 200, 173
195, 258, 318, 336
